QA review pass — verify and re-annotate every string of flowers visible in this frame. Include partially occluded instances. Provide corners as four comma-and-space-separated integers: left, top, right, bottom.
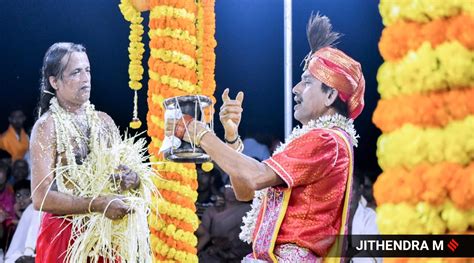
379, 13, 474, 61
200, 0, 217, 100
118, 1, 218, 261
377, 41, 474, 99
376, 201, 474, 235
119, 0, 145, 129
377, 115, 474, 170
146, 0, 199, 261
144, 0, 216, 262
374, 2, 474, 254
373, 162, 474, 210
373, 87, 474, 132
199, 0, 217, 121
378, 0, 474, 26
146, 1, 198, 148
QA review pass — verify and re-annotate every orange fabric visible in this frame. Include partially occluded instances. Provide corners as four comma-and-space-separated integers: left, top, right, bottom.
263, 128, 351, 256
0, 126, 29, 161
308, 47, 365, 120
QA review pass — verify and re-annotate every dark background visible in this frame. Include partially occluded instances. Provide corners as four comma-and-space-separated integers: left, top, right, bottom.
0, 0, 384, 176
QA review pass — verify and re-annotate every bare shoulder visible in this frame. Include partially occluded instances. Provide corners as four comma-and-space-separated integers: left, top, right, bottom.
96, 111, 119, 135
31, 112, 55, 142
96, 111, 116, 126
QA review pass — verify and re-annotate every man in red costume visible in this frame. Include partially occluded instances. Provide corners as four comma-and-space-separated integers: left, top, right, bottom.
172, 13, 365, 262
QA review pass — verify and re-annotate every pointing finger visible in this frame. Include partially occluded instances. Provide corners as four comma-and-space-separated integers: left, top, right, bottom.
236, 91, 244, 104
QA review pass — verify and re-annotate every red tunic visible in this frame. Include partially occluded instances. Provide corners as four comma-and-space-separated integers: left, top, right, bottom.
263, 128, 351, 257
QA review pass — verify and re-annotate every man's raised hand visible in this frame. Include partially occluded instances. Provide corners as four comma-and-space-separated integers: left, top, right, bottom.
219, 88, 244, 141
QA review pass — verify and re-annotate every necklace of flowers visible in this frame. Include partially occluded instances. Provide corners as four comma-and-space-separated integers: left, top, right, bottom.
49, 97, 100, 195
239, 113, 358, 244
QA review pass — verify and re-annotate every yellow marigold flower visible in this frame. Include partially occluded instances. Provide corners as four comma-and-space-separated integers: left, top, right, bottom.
128, 81, 142, 90
129, 118, 142, 129
201, 162, 213, 172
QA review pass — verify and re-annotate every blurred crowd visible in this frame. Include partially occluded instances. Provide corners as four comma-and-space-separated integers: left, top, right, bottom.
0, 110, 40, 263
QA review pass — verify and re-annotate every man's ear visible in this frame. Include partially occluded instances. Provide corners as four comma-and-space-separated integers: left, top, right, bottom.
49, 76, 59, 91
325, 88, 338, 107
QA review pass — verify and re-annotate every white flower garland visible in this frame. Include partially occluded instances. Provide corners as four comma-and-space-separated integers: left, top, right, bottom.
50, 97, 100, 195
239, 113, 358, 244
239, 188, 267, 244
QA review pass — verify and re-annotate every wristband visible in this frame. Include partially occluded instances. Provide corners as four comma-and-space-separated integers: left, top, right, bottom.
224, 135, 240, 144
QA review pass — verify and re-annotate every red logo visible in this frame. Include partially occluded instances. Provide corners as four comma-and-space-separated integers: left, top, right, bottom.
447, 239, 459, 252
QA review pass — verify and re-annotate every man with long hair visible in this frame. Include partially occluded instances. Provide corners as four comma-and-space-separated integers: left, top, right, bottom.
30, 43, 142, 262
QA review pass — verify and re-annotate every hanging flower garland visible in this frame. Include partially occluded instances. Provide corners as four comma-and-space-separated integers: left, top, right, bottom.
143, 0, 216, 262
377, 41, 474, 99
147, 0, 199, 151
373, 162, 474, 210
199, 0, 217, 100
119, 0, 145, 129
377, 115, 474, 170
122, 1, 201, 262
379, 0, 474, 26
373, 87, 474, 132
379, 13, 474, 61
199, 0, 217, 121
374, 2, 474, 255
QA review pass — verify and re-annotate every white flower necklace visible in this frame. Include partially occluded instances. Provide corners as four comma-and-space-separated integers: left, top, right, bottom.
239, 113, 358, 244
49, 97, 100, 195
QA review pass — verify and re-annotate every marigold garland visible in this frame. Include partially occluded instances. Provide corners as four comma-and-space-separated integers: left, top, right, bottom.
377, 41, 474, 99
199, 0, 217, 101
373, 87, 474, 132
122, 0, 217, 260
379, 13, 474, 61
143, 0, 216, 262
377, 115, 474, 170
379, 0, 474, 26
374, 1, 474, 257
199, 0, 217, 120
374, 162, 474, 210
119, 0, 145, 128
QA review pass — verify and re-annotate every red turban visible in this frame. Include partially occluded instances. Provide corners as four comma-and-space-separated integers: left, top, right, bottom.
308, 47, 365, 119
